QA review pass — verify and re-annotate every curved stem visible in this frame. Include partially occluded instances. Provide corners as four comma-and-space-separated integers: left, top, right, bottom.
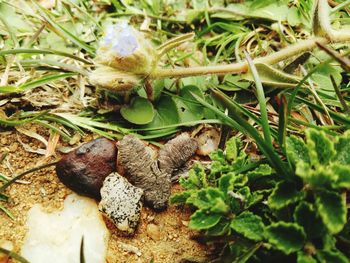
151, 33, 350, 79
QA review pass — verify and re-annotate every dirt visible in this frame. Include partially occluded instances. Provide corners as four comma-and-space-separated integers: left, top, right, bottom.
0, 129, 208, 263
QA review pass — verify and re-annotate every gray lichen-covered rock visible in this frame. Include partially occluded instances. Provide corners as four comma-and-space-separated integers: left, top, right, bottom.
99, 173, 143, 234
158, 133, 198, 175
56, 137, 117, 200
118, 135, 171, 211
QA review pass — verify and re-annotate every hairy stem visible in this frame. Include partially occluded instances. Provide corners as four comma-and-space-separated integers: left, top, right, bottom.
151, 34, 350, 79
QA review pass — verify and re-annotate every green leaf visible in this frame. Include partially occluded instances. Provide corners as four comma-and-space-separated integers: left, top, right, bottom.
179, 163, 208, 190
175, 85, 205, 122
306, 129, 335, 165
334, 131, 350, 165
296, 162, 337, 187
207, 218, 231, 236
286, 135, 310, 165
242, 63, 301, 88
189, 210, 222, 230
246, 164, 273, 181
268, 181, 304, 210
170, 191, 193, 204
225, 137, 239, 162
297, 252, 317, 263
265, 222, 306, 254
331, 163, 350, 189
294, 202, 326, 239
230, 212, 265, 241
144, 96, 179, 134
315, 190, 346, 234
316, 250, 348, 263
120, 97, 155, 125
188, 188, 229, 213
219, 173, 235, 196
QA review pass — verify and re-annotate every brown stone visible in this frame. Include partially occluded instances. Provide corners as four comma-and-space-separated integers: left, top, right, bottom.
146, 223, 161, 241
56, 137, 117, 199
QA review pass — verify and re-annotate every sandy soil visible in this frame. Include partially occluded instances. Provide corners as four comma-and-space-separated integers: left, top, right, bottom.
0, 128, 208, 263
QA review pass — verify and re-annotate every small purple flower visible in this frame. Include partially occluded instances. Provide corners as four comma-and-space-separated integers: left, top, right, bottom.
100, 22, 139, 57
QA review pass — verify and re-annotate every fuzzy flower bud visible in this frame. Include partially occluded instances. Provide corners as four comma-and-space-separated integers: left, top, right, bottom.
89, 66, 141, 92
95, 22, 158, 75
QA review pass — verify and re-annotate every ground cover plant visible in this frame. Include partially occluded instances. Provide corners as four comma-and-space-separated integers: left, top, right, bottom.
0, 0, 350, 262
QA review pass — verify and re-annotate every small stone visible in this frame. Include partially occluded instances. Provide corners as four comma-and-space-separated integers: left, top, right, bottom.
195, 127, 220, 156
8, 142, 19, 152
99, 173, 143, 234
56, 137, 117, 199
146, 223, 161, 241
0, 137, 8, 145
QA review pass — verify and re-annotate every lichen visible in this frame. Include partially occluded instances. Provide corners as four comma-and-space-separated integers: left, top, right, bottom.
99, 173, 144, 234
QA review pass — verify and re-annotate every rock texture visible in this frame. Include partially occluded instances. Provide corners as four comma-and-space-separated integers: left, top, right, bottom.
21, 194, 110, 263
158, 133, 198, 175
99, 173, 144, 234
56, 137, 117, 199
118, 133, 197, 211
118, 135, 170, 211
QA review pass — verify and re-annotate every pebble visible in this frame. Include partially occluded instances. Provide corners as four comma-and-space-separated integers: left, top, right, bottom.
56, 137, 117, 199
99, 173, 144, 234
146, 223, 161, 241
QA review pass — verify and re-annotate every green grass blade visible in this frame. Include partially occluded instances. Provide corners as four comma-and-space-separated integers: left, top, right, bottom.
0, 247, 30, 263
33, 2, 95, 55
193, 90, 291, 179
0, 161, 58, 193
0, 73, 77, 94
0, 48, 92, 64
278, 95, 288, 151
0, 111, 50, 127
0, 204, 14, 219
244, 51, 273, 148
20, 72, 77, 91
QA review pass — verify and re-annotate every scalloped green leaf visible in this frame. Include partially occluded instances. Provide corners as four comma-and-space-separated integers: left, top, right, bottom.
268, 181, 305, 210
316, 250, 348, 263
334, 131, 350, 165
294, 202, 326, 239
331, 163, 350, 189
297, 252, 317, 263
230, 211, 265, 241
286, 135, 310, 165
296, 162, 338, 187
189, 210, 222, 230
188, 187, 229, 213
265, 222, 306, 254
120, 97, 155, 125
315, 190, 346, 234
305, 129, 335, 165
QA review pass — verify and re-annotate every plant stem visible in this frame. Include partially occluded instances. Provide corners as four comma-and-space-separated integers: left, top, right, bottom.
151, 34, 350, 79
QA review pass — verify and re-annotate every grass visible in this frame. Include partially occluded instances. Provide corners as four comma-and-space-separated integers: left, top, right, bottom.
0, 0, 350, 261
